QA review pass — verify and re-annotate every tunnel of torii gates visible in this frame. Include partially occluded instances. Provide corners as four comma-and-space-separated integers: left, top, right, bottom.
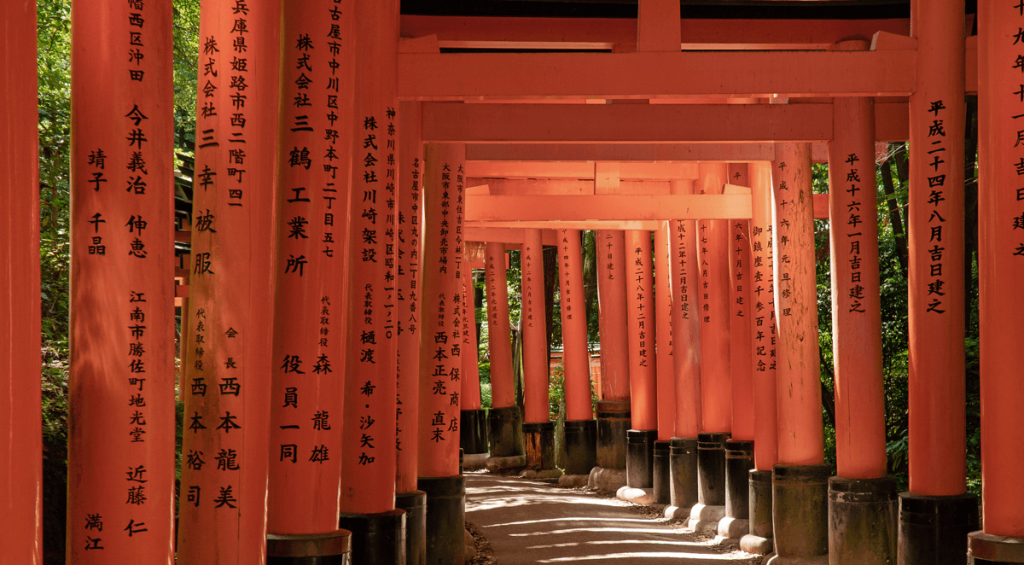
5, 0, 1024, 564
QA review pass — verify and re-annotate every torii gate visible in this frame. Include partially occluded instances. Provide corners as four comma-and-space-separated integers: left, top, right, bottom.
1, 1, 1021, 565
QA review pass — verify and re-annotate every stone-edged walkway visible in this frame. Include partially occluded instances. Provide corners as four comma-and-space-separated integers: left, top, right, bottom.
465, 472, 763, 565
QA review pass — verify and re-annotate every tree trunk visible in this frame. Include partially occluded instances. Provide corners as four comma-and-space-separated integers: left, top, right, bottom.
880, 153, 909, 278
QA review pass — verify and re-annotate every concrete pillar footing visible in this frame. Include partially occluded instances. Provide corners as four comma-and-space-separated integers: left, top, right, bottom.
688, 502, 726, 533
596, 401, 630, 469
665, 505, 691, 520
267, 530, 352, 565
773, 464, 830, 563
337, 509, 406, 565
698, 433, 729, 506
764, 554, 829, 565
740, 534, 774, 555
395, 490, 426, 565
670, 437, 699, 510
485, 454, 526, 472
563, 419, 597, 476
418, 475, 466, 565
520, 468, 563, 480
587, 466, 627, 492
462, 452, 489, 470
487, 406, 524, 458
558, 474, 591, 488
653, 440, 671, 504
898, 492, 978, 565
616, 486, 656, 505
626, 429, 657, 488
716, 516, 749, 543
969, 530, 1024, 563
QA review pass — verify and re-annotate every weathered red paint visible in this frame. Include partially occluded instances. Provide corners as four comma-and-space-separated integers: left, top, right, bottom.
522, 230, 550, 424
626, 230, 657, 431
462, 266, 483, 412
669, 180, 702, 439
558, 229, 594, 421
485, 243, 516, 409
654, 222, 676, 441
748, 163, 779, 471
596, 230, 632, 402
697, 164, 731, 434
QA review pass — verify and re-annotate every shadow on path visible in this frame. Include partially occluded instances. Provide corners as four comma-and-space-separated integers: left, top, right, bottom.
465, 473, 762, 565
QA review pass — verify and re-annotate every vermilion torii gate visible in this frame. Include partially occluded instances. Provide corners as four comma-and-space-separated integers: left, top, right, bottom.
3, 1, 1023, 565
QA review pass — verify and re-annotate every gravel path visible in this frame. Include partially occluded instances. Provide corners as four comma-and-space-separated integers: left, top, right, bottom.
464, 472, 763, 565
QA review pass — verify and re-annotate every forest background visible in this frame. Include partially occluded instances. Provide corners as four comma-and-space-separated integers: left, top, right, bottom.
34, 2, 982, 563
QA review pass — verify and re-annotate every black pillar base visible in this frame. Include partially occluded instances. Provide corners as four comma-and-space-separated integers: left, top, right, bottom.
523, 422, 556, 470
418, 475, 466, 565
969, 531, 1024, 564
460, 409, 489, 455
828, 476, 897, 565
563, 419, 597, 476
268, 530, 352, 565
626, 429, 657, 488
337, 509, 405, 565
653, 440, 671, 504
596, 400, 630, 470
698, 432, 729, 506
772, 464, 831, 562
488, 406, 524, 458
726, 440, 754, 519
396, 490, 426, 565
740, 469, 775, 555
899, 492, 978, 565
670, 437, 699, 510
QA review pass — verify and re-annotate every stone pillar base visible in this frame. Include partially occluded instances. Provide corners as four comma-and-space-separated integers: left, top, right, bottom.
596, 400, 630, 469
616, 485, 656, 505
338, 509, 405, 565
698, 432, 729, 506
418, 475, 466, 565
587, 466, 628, 493
740, 469, 775, 555
460, 409, 489, 455
626, 429, 657, 488
773, 464, 830, 564
688, 502, 726, 533
523, 421, 556, 470
969, 531, 1024, 564
828, 476, 896, 565
670, 437, 699, 513
898, 492, 978, 565
726, 440, 754, 520
764, 553, 828, 565
653, 440, 671, 504
716, 516, 749, 545
485, 454, 526, 472
267, 530, 352, 565
462, 452, 489, 470
487, 406, 524, 458
563, 419, 597, 476
395, 491, 426, 565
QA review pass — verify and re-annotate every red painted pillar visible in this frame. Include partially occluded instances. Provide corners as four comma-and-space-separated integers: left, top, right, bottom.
908, 0, 967, 496
972, 0, 1024, 557
655, 223, 676, 441
262, 0, 350, 558
68, 1, 176, 562
176, 1, 281, 562
461, 268, 482, 413
559, 229, 598, 476
626, 230, 657, 432
522, 230, 555, 469
625, 230, 657, 488
0, 2, 41, 563
396, 103, 424, 485
727, 166, 755, 443
669, 180, 702, 440
741, 162, 779, 553
747, 164, 779, 472
522, 230, 549, 425
903, 0, 977, 560
697, 163, 732, 434
596, 230, 631, 471
340, 0, 403, 556
416, 143, 467, 562
770, 143, 830, 561
485, 243, 515, 409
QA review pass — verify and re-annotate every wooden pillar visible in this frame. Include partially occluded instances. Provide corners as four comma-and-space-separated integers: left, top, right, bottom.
626, 230, 657, 432
417, 144, 467, 563
340, 3, 401, 555
772, 143, 823, 466
559, 229, 592, 422
727, 164, 755, 443
485, 243, 515, 409
461, 267, 482, 412
669, 180, 702, 440
0, 1, 41, 562
747, 163, 779, 472
396, 101, 423, 494
908, 0, 968, 498
827, 57, 887, 481
655, 222, 676, 441
972, 0, 1024, 555
697, 163, 732, 434
596, 230, 631, 402
417, 143, 466, 478
264, 0, 346, 548
68, 1, 176, 562
521, 230, 549, 425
